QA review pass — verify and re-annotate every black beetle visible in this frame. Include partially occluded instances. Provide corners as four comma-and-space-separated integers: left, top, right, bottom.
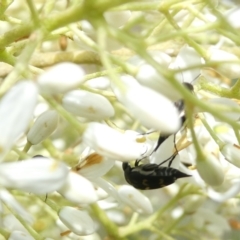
122, 160, 191, 190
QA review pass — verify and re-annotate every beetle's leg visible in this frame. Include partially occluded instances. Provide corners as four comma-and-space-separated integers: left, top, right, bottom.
135, 159, 140, 166
168, 154, 177, 167
158, 134, 179, 167
152, 134, 170, 153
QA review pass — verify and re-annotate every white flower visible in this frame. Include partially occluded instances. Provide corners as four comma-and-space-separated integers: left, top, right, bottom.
169, 45, 201, 84
57, 171, 98, 204
85, 76, 110, 90
208, 48, 240, 79
76, 153, 115, 180
27, 110, 58, 145
192, 208, 230, 237
196, 151, 224, 186
37, 62, 86, 95
225, 7, 240, 29
83, 122, 145, 161
3, 214, 29, 234
206, 97, 240, 121
59, 207, 95, 235
0, 189, 34, 224
8, 231, 34, 240
91, 177, 121, 203
81, 20, 95, 35
104, 10, 131, 28
214, 123, 238, 144
181, 194, 206, 214
0, 157, 69, 194
118, 185, 153, 215
221, 143, 240, 168
112, 75, 181, 134
0, 81, 38, 162
62, 90, 114, 120
135, 51, 181, 101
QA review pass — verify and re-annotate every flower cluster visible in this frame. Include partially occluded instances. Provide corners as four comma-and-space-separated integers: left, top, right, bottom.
0, 0, 240, 240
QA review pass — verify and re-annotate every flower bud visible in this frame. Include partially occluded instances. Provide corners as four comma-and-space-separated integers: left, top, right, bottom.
0, 157, 69, 194
62, 90, 114, 120
37, 62, 86, 95
27, 110, 58, 145
0, 81, 38, 161
59, 207, 95, 235
196, 152, 224, 186
58, 171, 98, 204
118, 185, 153, 215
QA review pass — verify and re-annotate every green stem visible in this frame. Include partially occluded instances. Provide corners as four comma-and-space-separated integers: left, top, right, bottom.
231, 79, 240, 97
18, 141, 32, 160
0, 0, 13, 18
120, 184, 195, 237
96, 24, 126, 92
0, 30, 45, 95
42, 139, 61, 159
162, 10, 208, 59
26, 0, 41, 27
5, 204, 42, 240
198, 77, 232, 97
91, 203, 127, 240
185, 102, 205, 161
112, 1, 160, 11
0, 49, 15, 65
200, 115, 224, 148
164, 214, 185, 234
233, 127, 240, 145
0, 228, 10, 238
149, 226, 175, 240
183, 3, 207, 28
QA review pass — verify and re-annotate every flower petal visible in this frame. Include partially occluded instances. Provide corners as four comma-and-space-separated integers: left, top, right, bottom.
118, 185, 153, 215
58, 171, 98, 204
208, 48, 240, 79
221, 143, 240, 168
8, 231, 34, 240
83, 122, 145, 161
0, 157, 69, 194
27, 110, 58, 145
76, 153, 115, 180
59, 207, 95, 235
37, 62, 86, 94
113, 75, 181, 134
62, 90, 114, 120
170, 45, 201, 84
196, 152, 224, 186
0, 81, 38, 161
